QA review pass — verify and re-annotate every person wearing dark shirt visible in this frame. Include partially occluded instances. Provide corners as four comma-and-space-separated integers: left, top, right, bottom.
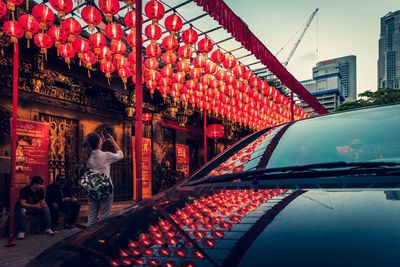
46, 174, 81, 230
16, 176, 55, 240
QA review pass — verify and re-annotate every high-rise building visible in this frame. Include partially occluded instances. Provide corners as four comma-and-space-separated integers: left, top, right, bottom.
300, 56, 357, 113
378, 10, 400, 89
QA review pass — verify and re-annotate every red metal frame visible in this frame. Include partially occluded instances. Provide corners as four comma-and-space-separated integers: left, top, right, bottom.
203, 110, 207, 163
7, 42, 19, 247
134, 0, 143, 202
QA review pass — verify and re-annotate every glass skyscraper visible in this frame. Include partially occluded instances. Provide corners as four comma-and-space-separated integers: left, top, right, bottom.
378, 10, 400, 89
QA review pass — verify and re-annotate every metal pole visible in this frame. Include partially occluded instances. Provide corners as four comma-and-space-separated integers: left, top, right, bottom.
7, 42, 19, 247
203, 110, 207, 164
135, 0, 143, 202
290, 89, 294, 121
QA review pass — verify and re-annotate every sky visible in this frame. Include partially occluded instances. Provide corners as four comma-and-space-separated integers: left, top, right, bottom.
222, 0, 400, 95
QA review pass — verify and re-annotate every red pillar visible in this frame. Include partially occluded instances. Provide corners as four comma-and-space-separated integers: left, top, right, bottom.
290, 89, 294, 122
7, 42, 19, 247
203, 110, 207, 163
134, 0, 143, 201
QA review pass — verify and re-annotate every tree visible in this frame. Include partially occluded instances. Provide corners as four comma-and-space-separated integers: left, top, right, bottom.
336, 88, 400, 111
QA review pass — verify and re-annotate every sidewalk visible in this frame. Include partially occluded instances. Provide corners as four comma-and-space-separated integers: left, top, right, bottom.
0, 201, 134, 267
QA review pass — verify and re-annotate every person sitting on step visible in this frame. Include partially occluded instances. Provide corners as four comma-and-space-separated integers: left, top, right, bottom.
46, 174, 81, 230
15, 176, 55, 240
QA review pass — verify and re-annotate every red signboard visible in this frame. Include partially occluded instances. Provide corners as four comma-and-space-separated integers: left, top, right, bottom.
176, 144, 190, 178
132, 137, 152, 199
11, 119, 50, 189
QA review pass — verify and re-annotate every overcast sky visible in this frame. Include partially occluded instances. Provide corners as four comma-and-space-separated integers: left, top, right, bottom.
223, 0, 400, 95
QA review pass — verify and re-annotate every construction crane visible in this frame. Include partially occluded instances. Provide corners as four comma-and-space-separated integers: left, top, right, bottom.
282, 8, 319, 67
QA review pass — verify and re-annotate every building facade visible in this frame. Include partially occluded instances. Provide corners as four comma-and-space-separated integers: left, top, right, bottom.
378, 10, 400, 89
300, 55, 357, 113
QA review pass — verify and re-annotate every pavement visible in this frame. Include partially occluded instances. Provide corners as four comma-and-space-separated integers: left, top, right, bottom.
0, 201, 135, 267
0, 228, 79, 267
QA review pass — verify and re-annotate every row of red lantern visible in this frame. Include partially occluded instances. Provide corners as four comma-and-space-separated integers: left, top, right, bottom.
111, 189, 287, 267
0, 0, 308, 127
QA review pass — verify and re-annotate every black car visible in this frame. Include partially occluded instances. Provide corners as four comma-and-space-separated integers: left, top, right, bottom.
27, 104, 400, 267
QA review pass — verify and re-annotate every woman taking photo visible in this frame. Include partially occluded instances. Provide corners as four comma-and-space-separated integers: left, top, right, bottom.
84, 132, 124, 227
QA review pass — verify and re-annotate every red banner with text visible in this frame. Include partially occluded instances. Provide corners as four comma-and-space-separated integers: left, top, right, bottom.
132, 137, 152, 199
176, 144, 190, 178
11, 119, 50, 189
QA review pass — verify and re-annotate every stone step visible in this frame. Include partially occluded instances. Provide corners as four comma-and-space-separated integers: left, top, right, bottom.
0, 200, 135, 237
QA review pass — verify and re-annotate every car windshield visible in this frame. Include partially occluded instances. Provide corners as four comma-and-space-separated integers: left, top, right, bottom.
199, 105, 400, 178
267, 105, 400, 168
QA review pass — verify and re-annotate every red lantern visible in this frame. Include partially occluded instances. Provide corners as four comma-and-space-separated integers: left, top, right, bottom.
48, 26, 66, 55
5, 0, 23, 20
114, 55, 129, 70
233, 65, 246, 78
81, 51, 96, 77
124, 10, 140, 30
58, 43, 75, 68
145, 23, 162, 42
99, 46, 112, 64
32, 4, 55, 31
145, 42, 161, 58
73, 38, 89, 61
0, 1, 6, 20
110, 39, 126, 59
144, 57, 159, 70
223, 55, 237, 69
206, 124, 224, 140
211, 49, 225, 64
172, 72, 185, 84
161, 35, 178, 51
177, 45, 193, 59
49, 0, 72, 19
193, 55, 207, 68
100, 61, 115, 84
160, 65, 173, 78
189, 68, 202, 79
123, 0, 136, 8
3, 21, 24, 43
161, 52, 177, 65
198, 37, 214, 54
164, 14, 182, 34
81, 6, 101, 32
33, 33, 52, 60
142, 113, 153, 122
144, 0, 165, 23
176, 60, 190, 72
98, 0, 120, 22
89, 33, 106, 55
118, 68, 131, 89
182, 28, 198, 45
215, 69, 226, 81
61, 17, 81, 42
105, 23, 123, 43
204, 62, 217, 74
127, 31, 142, 48
18, 14, 39, 48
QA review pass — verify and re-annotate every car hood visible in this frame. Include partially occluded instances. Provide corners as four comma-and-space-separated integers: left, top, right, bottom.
238, 189, 400, 267
27, 188, 400, 267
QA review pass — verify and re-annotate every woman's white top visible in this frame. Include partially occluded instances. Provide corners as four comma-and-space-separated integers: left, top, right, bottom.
88, 149, 124, 179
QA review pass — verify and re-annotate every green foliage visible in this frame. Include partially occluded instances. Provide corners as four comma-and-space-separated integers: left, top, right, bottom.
336, 89, 400, 112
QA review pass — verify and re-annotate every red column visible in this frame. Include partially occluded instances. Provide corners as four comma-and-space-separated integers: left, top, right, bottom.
134, 0, 143, 201
203, 110, 207, 163
7, 42, 19, 247
290, 89, 294, 122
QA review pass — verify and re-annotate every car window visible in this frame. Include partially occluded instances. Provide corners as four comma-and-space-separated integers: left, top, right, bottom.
267, 105, 400, 168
